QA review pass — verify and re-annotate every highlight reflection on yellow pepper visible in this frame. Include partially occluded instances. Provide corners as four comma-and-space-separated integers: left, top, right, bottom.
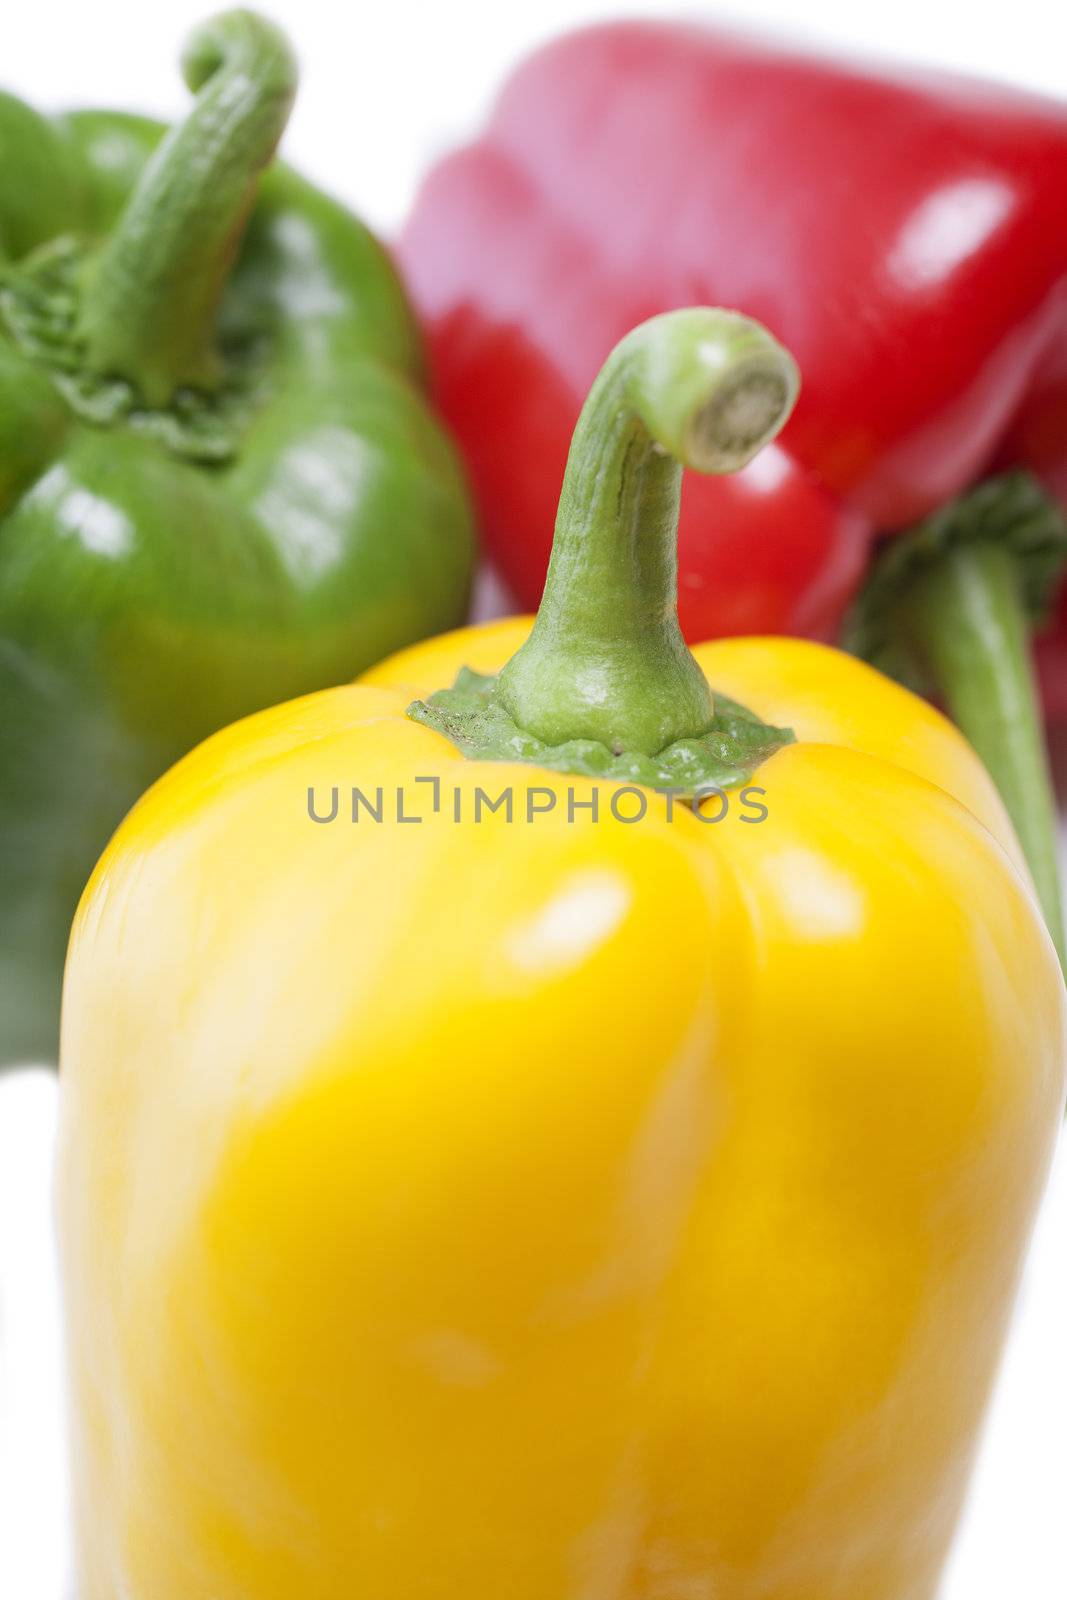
58, 311, 1064, 1600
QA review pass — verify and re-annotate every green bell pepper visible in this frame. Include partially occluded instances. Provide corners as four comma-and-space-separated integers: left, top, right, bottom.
0, 9, 476, 1065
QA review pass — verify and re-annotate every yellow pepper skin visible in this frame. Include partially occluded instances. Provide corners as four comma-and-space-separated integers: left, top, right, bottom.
57, 313, 1064, 1600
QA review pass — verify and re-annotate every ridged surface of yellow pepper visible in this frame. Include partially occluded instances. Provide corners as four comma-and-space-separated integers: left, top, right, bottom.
58, 311, 1065, 1600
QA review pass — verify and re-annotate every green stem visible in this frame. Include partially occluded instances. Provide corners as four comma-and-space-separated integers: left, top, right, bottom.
497, 309, 799, 754
904, 543, 1065, 966
77, 9, 296, 406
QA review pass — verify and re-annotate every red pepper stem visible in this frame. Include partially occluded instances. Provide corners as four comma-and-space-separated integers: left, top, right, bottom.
77, 9, 296, 407
904, 542, 1065, 968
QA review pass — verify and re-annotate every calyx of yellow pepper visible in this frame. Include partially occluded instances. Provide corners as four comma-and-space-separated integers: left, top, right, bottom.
409, 666, 795, 793
845, 470, 1067, 967
409, 308, 800, 798
0, 9, 294, 460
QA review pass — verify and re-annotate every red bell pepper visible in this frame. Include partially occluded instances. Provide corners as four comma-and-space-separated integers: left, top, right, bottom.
400, 18, 1067, 956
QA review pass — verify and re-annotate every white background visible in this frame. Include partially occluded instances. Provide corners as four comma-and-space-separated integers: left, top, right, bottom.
1, 1, 1065, 1596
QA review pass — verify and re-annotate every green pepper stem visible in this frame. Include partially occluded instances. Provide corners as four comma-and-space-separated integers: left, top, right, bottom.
77, 9, 296, 406
497, 309, 799, 754
905, 543, 1066, 967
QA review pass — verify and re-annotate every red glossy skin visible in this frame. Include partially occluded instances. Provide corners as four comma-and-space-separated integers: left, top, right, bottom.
400, 22, 1067, 669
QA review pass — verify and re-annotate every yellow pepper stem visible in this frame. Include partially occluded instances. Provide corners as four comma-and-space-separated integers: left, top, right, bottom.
497, 308, 799, 756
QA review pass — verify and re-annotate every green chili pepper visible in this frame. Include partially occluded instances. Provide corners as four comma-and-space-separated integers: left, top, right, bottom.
0, 9, 476, 1066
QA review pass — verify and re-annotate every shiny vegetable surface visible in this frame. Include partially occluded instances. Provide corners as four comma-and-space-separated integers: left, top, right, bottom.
402, 20, 1067, 635
0, 8, 475, 1065
58, 311, 1063, 1600
401, 20, 1067, 951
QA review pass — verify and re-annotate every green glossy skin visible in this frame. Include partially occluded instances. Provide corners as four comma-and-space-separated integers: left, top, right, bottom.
0, 83, 475, 1065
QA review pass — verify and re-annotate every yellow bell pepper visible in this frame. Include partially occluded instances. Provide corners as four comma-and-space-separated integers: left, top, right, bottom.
58, 311, 1064, 1600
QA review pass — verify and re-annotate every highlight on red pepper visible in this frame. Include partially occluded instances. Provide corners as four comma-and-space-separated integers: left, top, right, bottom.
400, 18, 1067, 954
0, 8, 476, 1067
58, 309, 1065, 1600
